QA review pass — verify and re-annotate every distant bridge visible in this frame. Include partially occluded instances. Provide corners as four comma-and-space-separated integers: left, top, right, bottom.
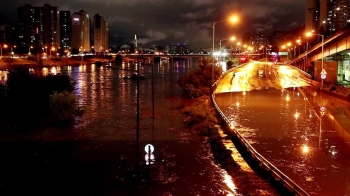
120, 53, 262, 59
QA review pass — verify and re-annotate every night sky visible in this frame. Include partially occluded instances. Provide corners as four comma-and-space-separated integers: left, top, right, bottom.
0, 0, 305, 48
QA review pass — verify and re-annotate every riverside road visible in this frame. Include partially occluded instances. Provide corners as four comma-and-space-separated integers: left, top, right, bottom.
214, 60, 350, 195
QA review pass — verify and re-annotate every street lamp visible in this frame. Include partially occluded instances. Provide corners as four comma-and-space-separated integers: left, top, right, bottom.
259, 45, 267, 61
80, 47, 84, 64
50, 47, 55, 58
45, 46, 48, 62
306, 32, 324, 88
297, 39, 309, 70
28, 46, 33, 55
286, 42, 292, 60
219, 36, 235, 62
11, 45, 16, 58
0, 44, 7, 59
212, 16, 238, 83
219, 36, 236, 53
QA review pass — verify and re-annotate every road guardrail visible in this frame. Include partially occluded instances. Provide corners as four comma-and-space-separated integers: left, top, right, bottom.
211, 67, 310, 196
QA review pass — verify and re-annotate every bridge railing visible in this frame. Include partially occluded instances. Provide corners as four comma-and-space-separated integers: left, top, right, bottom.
211, 68, 310, 196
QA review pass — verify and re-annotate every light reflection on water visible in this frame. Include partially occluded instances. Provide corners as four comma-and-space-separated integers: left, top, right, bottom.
0, 59, 245, 195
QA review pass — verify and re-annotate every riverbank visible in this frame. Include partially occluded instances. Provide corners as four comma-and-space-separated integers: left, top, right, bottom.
0, 56, 113, 69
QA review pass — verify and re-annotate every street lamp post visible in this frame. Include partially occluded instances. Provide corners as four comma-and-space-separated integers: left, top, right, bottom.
307, 32, 324, 88
45, 46, 48, 62
259, 45, 267, 61
28, 46, 33, 55
50, 47, 56, 58
219, 39, 226, 56
287, 42, 292, 61
212, 16, 238, 83
297, 39, 309, 70
219, 36, 235, 63
0, 44, 6, 60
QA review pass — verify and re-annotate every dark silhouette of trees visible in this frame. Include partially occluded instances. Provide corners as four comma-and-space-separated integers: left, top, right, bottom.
177, 58, 222, 98
0, 69, 78, 129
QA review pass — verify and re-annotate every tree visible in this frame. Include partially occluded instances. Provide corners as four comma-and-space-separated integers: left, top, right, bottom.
177, 58, 222, 98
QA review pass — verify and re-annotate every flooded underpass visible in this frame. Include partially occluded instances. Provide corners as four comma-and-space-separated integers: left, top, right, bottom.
214, 85, 350, 195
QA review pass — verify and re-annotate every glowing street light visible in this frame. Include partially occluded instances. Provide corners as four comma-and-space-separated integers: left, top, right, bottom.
306, 32, 324, 88
44, 46, 48, 62
11, 45, 16, 58
212, 16, 238, 83
0, 44, 8, 59
50, 47, 55, 58
219, 36, 235, 63
296, 39, 309, 70
28, 46, 33, 55
219, 36, 236, 53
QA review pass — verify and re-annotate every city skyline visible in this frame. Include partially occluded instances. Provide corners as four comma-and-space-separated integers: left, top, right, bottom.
0, 0, 306, 48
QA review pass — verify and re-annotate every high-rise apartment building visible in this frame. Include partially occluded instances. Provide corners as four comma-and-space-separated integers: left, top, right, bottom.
59, 11, 72, 52
306, 0, 350, 36
93, 14, 109, 54
71, 10, 90, 52
18, 4, 60, 49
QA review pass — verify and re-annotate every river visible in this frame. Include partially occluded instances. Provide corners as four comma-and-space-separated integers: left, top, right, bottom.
0, 59, 249, 195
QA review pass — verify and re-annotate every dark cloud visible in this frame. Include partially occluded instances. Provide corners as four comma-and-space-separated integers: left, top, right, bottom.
0, 0, 305, 48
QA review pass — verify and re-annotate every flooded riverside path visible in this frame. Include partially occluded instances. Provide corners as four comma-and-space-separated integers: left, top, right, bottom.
0, 59, 277, 195
214, 62, 350, 195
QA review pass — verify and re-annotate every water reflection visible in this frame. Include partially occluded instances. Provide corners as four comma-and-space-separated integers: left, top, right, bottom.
0, 58, 251, 195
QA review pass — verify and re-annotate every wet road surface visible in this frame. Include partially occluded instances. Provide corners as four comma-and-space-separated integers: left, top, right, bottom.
215, 61, 350, 195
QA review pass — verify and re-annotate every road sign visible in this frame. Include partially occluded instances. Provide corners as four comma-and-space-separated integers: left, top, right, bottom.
321, 74, 326, 79
144, 144, 155, 165
320, 69, 327, 75
144, 144, 154, 153
320, 106, 325, 112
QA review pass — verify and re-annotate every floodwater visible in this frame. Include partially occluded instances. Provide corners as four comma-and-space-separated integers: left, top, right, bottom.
215, 85, 350, 196
0, 59, 245, 195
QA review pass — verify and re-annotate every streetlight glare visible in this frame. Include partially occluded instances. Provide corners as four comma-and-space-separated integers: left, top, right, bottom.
302, 145, 309, 154
305, 31, 315, 37
230, 16, 238, 23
